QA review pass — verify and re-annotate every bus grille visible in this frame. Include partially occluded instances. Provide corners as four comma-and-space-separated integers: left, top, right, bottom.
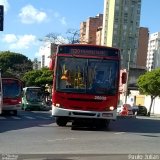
72, 112, 96, 116
70, 106, 101, 111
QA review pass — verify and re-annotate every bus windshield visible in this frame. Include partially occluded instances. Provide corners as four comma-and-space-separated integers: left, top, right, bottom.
56, 57, 119, 95
3, 80, 21, 98
26, 88, 43, 102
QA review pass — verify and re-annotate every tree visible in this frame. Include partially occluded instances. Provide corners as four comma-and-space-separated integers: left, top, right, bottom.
0, 51, 33, 78
66, 29, 80, 44
39, 32, 69, 44
137, 68, 160, 116
39, 28, 80, 45
22, 67, 53, 87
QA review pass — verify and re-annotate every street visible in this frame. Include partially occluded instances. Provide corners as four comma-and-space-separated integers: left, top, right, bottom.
0, 110, 160, 159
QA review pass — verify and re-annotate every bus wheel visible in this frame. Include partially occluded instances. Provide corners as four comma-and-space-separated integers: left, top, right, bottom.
55, 117, 68, 126
24, 108, 30, 111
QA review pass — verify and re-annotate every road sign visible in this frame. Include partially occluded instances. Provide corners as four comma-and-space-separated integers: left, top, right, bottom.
0, 5, 4, 31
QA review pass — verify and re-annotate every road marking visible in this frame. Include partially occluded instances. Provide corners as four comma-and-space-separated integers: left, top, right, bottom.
0, 116, 6, 119
11, 116, 21, 119
24, 116, 36, 119
47, 138, 76, 142
0, 115, 52, 120
36, 116, 51, 120
114, 132, 126, 135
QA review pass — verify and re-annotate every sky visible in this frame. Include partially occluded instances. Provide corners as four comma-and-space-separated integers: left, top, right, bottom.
0, 0, 160, 61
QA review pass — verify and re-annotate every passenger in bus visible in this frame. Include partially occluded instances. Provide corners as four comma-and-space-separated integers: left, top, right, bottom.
61, 69, 72, 88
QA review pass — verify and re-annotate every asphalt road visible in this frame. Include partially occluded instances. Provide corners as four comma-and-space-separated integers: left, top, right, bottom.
0, 110, 160, 160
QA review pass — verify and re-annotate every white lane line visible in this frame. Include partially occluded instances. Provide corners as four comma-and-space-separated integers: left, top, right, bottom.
36, 116, 50, 120
0, 116, 6, 119
24, 116, 36, 119
47, 138, 77, 142
114, 132, 126, 135
11, 116, 21, 119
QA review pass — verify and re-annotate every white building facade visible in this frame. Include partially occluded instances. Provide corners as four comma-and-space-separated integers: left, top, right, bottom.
144, 96, 160, 115
146, 32, 160, 71
40, 43, 51, 68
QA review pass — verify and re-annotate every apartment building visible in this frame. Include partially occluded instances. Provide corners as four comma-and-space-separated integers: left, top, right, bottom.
40, 43, 52, 68
96, 26, 103, 45
33, 58, 41, 70
146, 32, 160, 71
80, 14, 103, 44
101, 0, 141, 69
136, 27, 149, 68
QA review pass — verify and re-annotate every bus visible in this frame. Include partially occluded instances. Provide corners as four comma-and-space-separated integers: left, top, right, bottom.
49, 44, 127, 128
1, 77, 23, 115
22, 87, 44, 111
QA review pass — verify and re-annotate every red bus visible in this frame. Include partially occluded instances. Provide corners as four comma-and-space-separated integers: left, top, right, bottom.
49, 44, 126, 128
1, 77, 23, 115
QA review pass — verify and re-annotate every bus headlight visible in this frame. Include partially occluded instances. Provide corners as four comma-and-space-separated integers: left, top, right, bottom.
109, 106, 115, 111
55, 103, 60, 107
105, 106, 115, 111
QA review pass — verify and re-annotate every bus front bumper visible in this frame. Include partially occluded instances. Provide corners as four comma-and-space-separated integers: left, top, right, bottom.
52, 106, 117, 120
2, 104, 21, 111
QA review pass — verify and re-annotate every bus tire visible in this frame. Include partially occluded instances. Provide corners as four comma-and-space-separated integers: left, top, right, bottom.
24, 108, 30, 111
55, 117, 68, 127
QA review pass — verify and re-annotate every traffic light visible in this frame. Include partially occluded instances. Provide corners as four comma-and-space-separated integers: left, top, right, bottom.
0, 5, 4, 31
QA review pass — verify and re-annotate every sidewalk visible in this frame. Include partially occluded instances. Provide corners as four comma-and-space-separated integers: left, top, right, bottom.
150, 114, 160, 118
135, 114, 160, 120
117, 114, 160, 120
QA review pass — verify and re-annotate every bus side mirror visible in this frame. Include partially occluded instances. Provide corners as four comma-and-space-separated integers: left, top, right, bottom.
122, 72, 127, 84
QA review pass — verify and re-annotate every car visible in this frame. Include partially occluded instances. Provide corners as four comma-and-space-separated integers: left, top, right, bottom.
137, 105, 147, 116
131, 105, 139, 115
118, 104, 134, 116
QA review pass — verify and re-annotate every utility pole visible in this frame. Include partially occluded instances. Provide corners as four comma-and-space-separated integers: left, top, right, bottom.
124, 49, 131, 103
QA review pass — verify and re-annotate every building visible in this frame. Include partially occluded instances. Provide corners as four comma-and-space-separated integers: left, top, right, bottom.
96, 26, 103, 45
146, 32, 160, 71
41, 55, 45, 68
136, 27, 149, 69
33, 58, 41, 70
80, 14, 103, 44
40, 43, 52, 68
101, 0, 141, 68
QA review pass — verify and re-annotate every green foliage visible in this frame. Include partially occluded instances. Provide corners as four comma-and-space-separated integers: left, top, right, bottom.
0, 51, 33, 78
137, 68, 160, 116
137, 68, 160, 98
22, 67, 53, 87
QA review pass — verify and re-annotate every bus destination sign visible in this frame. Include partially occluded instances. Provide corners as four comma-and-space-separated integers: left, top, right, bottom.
58, 46, 119, 57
